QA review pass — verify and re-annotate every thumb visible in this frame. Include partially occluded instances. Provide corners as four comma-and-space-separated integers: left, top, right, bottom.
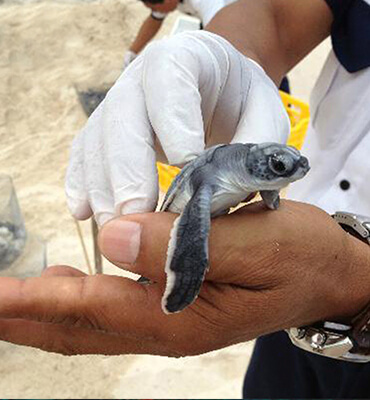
99, 212, 231, 282
98, 212, 176, 284
98, 203, 280, 285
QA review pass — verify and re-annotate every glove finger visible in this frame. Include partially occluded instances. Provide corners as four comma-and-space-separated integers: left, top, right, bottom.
232, 59, 290, 145
102, 63, 159, 217
142, 33, 227, 166
82, 106, 116, 226
65, 131, 93, 220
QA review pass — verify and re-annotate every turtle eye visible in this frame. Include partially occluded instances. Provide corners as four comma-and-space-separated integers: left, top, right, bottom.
269, 154, 291, 175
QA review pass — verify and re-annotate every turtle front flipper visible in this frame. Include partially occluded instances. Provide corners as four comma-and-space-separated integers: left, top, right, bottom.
162, 184, 214, 314
260, 190, 280, 210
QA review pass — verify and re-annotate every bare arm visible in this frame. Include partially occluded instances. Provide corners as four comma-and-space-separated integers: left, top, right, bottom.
206, 0, 333, 85
130, 15, 164, 54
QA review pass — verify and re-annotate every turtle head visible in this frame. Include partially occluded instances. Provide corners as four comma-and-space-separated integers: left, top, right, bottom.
246, 143, 310, 189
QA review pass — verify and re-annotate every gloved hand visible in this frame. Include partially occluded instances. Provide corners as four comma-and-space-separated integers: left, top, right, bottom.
122, 50, 137, 70
66, 31, 290, 226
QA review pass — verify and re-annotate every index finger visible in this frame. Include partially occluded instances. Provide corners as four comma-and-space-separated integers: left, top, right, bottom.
102, 67, 159, 217
0, 273, 203, 333
0, 275, 149, 328
0, 275, 167, 355
142, 33, 225, 166
0, 274, 236, 356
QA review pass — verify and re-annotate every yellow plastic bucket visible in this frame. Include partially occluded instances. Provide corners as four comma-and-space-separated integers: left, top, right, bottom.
280, 91, 310, 150
157, 91, 310, 193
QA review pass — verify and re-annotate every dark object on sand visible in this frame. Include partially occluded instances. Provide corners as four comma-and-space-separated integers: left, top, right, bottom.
77, 88, 109, 117
0, 221, 27, 269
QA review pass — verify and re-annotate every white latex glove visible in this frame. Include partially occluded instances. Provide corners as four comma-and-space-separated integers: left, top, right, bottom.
122, 50, 137, 70
66, 31, 290, 226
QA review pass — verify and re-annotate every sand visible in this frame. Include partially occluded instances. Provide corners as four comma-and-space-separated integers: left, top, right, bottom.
0, 0, 331, 397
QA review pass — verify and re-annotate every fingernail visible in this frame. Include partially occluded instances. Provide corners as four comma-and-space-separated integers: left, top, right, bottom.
100, 220, 141, 264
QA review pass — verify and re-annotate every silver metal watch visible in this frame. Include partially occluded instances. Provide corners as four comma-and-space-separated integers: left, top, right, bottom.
287, 211, 370, 363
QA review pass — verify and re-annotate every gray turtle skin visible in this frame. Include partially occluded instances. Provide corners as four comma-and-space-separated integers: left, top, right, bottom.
160, 143, 310, 314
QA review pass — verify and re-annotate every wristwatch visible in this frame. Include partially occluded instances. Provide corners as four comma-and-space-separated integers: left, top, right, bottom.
287, 211, 370, 362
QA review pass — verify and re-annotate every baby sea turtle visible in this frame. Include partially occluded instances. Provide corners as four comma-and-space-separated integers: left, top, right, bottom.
160, 143, 310, 314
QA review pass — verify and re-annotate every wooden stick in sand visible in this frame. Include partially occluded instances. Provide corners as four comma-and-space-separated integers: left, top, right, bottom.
91, 218, 103, 274
74, 218, 93, 275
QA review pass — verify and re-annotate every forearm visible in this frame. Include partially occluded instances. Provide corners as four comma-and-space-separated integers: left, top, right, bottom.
206, 0, 333, 85
130, 16, 163, 54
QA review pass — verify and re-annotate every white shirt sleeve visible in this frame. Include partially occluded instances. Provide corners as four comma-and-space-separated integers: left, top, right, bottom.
181, 0, 237, 26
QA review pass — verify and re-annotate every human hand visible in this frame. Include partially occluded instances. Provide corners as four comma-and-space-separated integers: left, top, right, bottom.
122, 50, 137, 70
0, 201, 368, 356
66, 31, 290, 226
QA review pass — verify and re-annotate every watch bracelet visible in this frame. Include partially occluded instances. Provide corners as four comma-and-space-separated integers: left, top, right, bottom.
351, 302, 370, 355
287, 212, 370, 361
334, 211, 370, 356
